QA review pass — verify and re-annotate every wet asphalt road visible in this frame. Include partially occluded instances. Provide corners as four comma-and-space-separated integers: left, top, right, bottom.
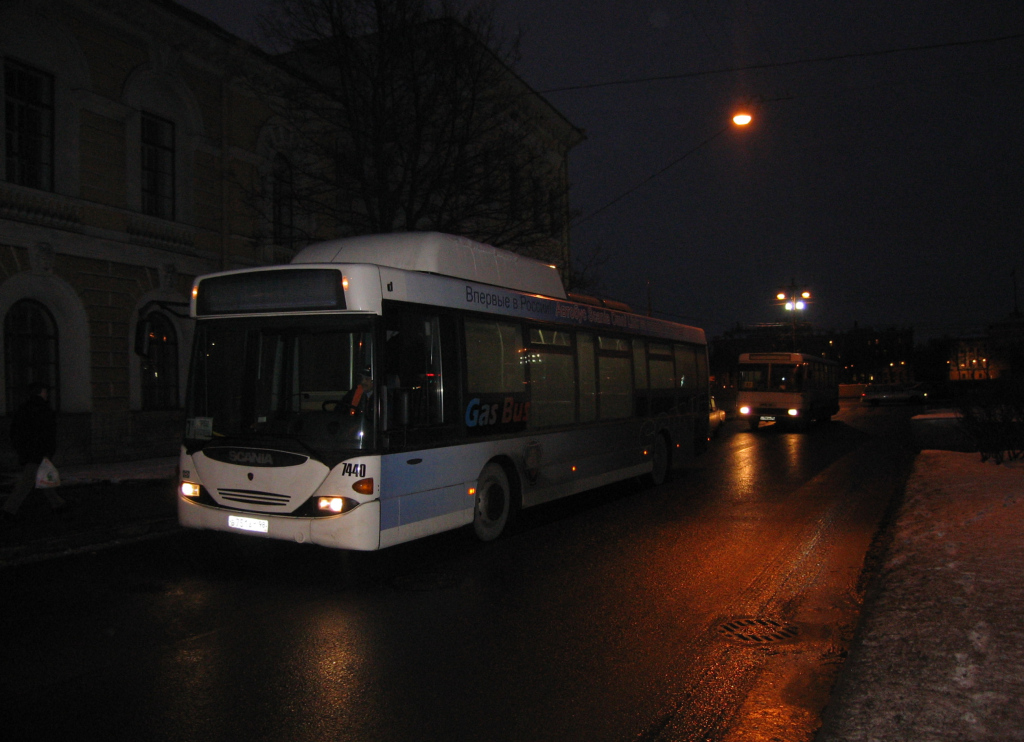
1, 403, 916, 741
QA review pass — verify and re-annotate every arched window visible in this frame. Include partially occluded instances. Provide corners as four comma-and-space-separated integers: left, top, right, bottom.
140, 312, 178, 410
4, 298, 59, 411
272, 153, 295, 247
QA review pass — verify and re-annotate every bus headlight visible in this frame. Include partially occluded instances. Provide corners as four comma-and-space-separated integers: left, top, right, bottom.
180, 481, 201, 498
739, 406, 751, 415
318, 496, 359, 514
787, 409, 799, 416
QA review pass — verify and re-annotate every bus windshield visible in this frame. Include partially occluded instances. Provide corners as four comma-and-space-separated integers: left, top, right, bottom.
185, 315, 375, 461
738, 363, 803, 392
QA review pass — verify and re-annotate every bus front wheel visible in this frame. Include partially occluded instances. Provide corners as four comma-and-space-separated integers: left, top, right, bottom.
473, 463, 514, 542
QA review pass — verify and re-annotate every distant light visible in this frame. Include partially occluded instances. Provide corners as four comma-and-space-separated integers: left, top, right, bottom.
801, 291, 811, 299
777, 292, 787, 301
739, 406, 751, 415
788, 409, 799, 416
785, 302, 794, 311
733, 113, 752, 126
795, 301, 805, 310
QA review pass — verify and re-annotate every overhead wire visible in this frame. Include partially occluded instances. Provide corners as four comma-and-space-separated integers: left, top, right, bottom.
539, 32, 1024, 95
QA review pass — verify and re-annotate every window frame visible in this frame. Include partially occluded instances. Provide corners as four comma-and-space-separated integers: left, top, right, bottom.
4, 58, 55, 192
139, 311, 179, 410
4, 298, 60, 412
140, 111, 176, 220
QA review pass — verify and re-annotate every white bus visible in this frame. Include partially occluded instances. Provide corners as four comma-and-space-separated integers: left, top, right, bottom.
736, 352, 839, 431
179, 232, 709, 550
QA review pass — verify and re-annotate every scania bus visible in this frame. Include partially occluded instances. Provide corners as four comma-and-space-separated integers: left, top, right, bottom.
736, 351, 839, 430
178, 232, 708, 550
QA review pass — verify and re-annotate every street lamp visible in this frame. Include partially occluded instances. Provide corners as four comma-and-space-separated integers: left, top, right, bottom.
775, 280, 812, 350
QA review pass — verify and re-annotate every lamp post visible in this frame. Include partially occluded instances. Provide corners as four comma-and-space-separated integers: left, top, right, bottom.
775, 279, 812, 350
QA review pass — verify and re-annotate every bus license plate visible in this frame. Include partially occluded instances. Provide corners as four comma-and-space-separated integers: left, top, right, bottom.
229, 515, 269, 533
759, 415, 776, 421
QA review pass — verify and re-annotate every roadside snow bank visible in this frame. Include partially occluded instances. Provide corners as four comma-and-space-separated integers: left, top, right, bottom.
817, 450, 1024, 741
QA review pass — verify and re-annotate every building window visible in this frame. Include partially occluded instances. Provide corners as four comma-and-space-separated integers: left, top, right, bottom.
4, 299, 59, 412
4, 59, 54, 191
140, 312, 178, 410
272, 153, 295, 247
141, 112, 175, 219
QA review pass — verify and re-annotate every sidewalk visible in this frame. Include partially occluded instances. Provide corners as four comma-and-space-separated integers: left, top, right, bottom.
0, 456, 178, 566
817, 450, 1024, 741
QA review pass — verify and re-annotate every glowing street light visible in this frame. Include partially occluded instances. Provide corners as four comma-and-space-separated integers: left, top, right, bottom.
733, 112, 753, 126
775, 280, 813, 350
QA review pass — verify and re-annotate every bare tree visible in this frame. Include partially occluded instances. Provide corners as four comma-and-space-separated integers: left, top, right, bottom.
244, 0, 576, 261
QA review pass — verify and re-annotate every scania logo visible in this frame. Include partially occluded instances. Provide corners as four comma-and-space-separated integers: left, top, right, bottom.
202, 447, 308, 468
228, 450, 273, 465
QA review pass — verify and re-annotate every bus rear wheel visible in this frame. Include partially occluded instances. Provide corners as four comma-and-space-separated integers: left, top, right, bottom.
473, 463, 514, 542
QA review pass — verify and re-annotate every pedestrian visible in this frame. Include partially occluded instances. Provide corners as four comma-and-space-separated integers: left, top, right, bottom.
3, 382, 66, 518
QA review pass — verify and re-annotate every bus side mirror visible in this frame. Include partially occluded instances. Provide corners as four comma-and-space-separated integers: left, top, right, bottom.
134, 319, 152, 356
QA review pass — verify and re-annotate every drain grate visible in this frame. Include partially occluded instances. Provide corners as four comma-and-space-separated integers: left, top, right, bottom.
718, 617, 800, 644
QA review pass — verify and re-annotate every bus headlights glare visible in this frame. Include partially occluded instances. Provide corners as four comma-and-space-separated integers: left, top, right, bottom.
318, 497, 359, 514
788, 409, 799, 416
739, 406, 751, 415
180, 481, 200, 498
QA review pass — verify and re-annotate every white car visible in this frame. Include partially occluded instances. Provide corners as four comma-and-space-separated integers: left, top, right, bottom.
861, 383, 928, 406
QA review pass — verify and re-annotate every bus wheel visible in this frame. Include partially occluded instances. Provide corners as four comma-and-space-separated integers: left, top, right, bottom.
473, 463, 513, 542
644, 434, 670, 487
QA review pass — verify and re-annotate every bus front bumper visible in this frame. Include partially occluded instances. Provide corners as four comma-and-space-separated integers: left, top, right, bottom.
178, 496, 382, 551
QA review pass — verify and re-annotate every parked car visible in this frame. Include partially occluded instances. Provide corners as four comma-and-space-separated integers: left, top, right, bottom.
709, 396, 727, 437
860, 383, 928, 405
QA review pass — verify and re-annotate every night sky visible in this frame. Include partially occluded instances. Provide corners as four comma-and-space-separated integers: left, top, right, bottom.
178, 0, 1023, 340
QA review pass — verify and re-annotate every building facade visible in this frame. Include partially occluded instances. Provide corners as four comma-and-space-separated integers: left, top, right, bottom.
0, 0, 580, 468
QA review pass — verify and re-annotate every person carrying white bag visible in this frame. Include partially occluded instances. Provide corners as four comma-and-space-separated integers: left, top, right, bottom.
3, 382, 66, 519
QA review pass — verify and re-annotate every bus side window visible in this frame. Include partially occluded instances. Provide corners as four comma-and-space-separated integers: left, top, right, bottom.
383, 305, 457, 447
577, 333, 596, 422
597, 336, 632, 420
648, 343, 675, 415
633, 339, 648, 417
674, 344, 699, 413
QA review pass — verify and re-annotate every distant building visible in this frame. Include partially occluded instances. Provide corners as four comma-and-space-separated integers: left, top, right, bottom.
0, 0, 579, 467
710, 322, 915, 388
950, 313, 1024, 382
